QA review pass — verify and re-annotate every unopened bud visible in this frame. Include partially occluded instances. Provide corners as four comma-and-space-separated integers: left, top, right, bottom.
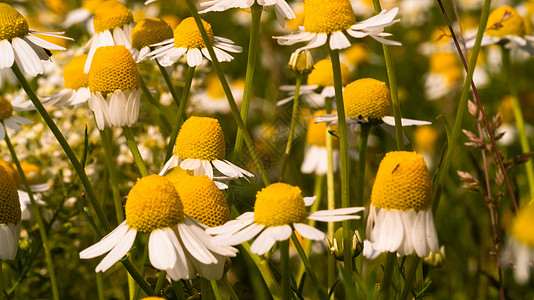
423, 245, 446, 267
328, 227, 363, 261
288, 50, 314, 75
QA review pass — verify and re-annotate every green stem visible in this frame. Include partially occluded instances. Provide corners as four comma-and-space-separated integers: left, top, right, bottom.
211, 280, 223, 300
239, 242, 283, 299
164, 66, 196, 162
291, 234, 327, 299
184, 0, 271, 187
233, 3, 263, 159
356, 124, 370, 207
121, 258, 156, 296
328, 45, 353, 278
221, 276, 239, 300
140, 76, 172, 135
157, 61, 181, 109
280, 240, 292, 300
279, 75, 302, 181
99, 129, 124, 223
325, 97, 336, 292
379, 252, 396, 300
123, 127, 149, 177
96, 272, 105, 300
201, 278, 214, 300
399, 256, 420, 300
1, 261, 5, 300
171, 280, 186, 300
4, 128, 60, 300
372, 0, 403, 150
154, 271, 166, 294
502, 46, 534, 198
11, 62, 111, 233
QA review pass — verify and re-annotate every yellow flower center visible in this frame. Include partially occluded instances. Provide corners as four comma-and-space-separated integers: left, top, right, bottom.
175, 116, 226, 161
131, 18, 174, 50
343, 78, 392, 120
19, 161, 43, 185
125, 175, 184, 233
0, 159, 21, 187
173, 175, 229, 228
45, 0, 68, 15
164, 166, 194, 185
92, 0, 133, 33
345, 43, 370, 67
414, 126, 438, 153
161, 15, 181, 30
486, 6, 526, 38
307, 59, 351, 87
82, 0, 106, 13
371, 151, 432, 211
254, 183, 308, 227
0, 97, 13, 121
88, 46, 141, 95
512, 206, 534, 248
205, 75, 226, 100
303, 0, 356, 33
0, 3, 29, 41
64, 54, 89, 90
306, 110, 339, 148
429, 52, 458, 74
174, 17, 214, 49
0, 165, 21, 225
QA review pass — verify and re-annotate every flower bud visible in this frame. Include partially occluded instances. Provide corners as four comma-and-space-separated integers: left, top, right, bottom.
328, 227, 363, 261
288, 50, 314, 75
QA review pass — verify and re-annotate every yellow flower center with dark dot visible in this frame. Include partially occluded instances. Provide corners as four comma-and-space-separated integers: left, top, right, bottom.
164, 166, 194, 185
343, 78, 392, 120
174, 17, 214, 49
0, 97, 13, 121
131, 18, 173, 50
125, 175, 184, 233
0, 3, 29, 41
0, 160, 21, 187
371, 151, 432, 211
92, 0, 133, 33
512, 206, 534, 248
88, 46, 141, 95
175, 116, 226, 161
307, 59, 351, 87
173, 175, 229, 227
306, 110, 339, 148
64, 54, 89, 90
414, 126, 438, 153
486, 6, 526, 38
254, 183, 308, 227
0, 165, 21, 225
303, 0, 356, 33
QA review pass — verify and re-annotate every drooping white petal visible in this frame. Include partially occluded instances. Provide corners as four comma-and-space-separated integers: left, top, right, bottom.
25, 34, 66, 51
294, 223, 325, 241
187, 48, 203, 67
109, 90, 129, 127
382, 116, 431, 126
206, 212, 255, 235
249, 228, 278, 255
212, 223, 265, 246
372, 209, 403, 252
177, 223, 218, 264
181, 158, 202, 170
424, 209, 439, 253
0, 224, 17, 260
95, 227, 137, 272
412, 210, 429, 257
304, 196, 317, 207
12, 38, 43, 76
0, 40, 14, 68
329, 31, 351, 50
149, 228, 177, 270
79, 221, 129, 259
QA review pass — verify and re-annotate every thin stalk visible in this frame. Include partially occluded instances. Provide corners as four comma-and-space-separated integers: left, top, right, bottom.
220, 276, 239, 300
1, 261, 4, 300
201, 278, 214, 300
356, 124, 371, 207
99, 129, 124, 223
171, 280, 186, 300
211, 281, 223, 300
11, 62, 111, 233
133, 239, 150, 300
96, 272, 105, 300
123, 127, 149, 177
164, 66, 196, 162
239, 242, 283, 299
4, 129, 60, 300
233, 3, 263, 158
399, 256, 420, 300
325, 98, 336, 292
328, 45, 353, 277
502, 46, 534, 198
154, 271, 167, 294
140, 76, 172, 135
372, 0, 403, 150
379, 252, 396, 300
291, 234, 328, 299
184, 0, 271, 187
280, 240, 292, 300
157, 61, 181, 108
121, 258, 156, 296
279, 75, 303, 181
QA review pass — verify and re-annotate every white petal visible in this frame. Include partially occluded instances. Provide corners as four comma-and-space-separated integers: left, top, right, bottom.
372, 209, 403, 252
79, 221, 129, 258
382, 116, 431, 126
304, 196, 316, 207
424, 210, 439, 253
0, 40, 14, 68
95, 227, 137, 272
108, 90, 128, 127
187, 48, 203, 67
249, 228, 278, 255
149, 228, 177, 270
212, 223, 265, 246
26, 34, 66, 50
412, 210, 429, 257
180, 158, 202, 170
298, 33, 327, 51
12, 38, 43, 76
177, 223, 218, 264
294, 223, 325, 241
329, 31, 351, 50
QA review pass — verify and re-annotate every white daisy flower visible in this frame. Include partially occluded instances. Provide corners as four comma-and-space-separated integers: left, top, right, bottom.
80, 175, 237, 280
301, 110, 340, 175
160, 116, 253, 189
149, 17, 242, 68
274, 0, 400, 51
41, 54, 91, 106
365, 151, 439, 258
0, 96, 33, 141
0, 165, 21, 260
190, 75, 244, 115
130, 18, 173, 63
84, 0, 135, 73
0, 3, 71, 77
207, 182, 364, 255
199, 0, 296, 27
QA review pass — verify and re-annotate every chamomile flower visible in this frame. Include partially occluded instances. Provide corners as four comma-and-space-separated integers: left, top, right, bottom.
301, 110, 340, 175
199, 0, 295, 27
87, 45, 141, 130
424, 52, 462, 100
0, 165, 21, 260
366, 151, 439, 257
41, 54, 90, 106
160, 116, 253, 189
0, 3, 71, 77
79, 175, 237, 280
207, 182, 364, 255
149, 17, 242, 68
190, 74, 245, 114
63, 0, 106, 28
0, 96, 33, 141
84, 0, 135, 73
502, 205, 534, 285
274, 0, 400, 51
130, 18, 173, 62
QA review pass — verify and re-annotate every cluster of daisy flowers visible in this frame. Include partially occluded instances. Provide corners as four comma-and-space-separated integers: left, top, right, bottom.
1, 0, 534, 298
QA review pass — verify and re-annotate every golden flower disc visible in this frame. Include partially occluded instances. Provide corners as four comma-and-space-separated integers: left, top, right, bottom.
306, 110, 339, 148
88, 45, 141, 95
414, 126, 438, 153
0, 159, 21, 187
486, 6, 526, 38
125, 175, 184, 233
173, 175, 229, 228
175, 116, 226, 161
0, 97, 13, 121
307, 59, 351, 87
205, 75, 226, 100
131, 18, 173, 50
164, 166, 194, 186
512, 206, 534, 248
64, 54, 89, 90
343, 78, 392, 120
82, 0, 106, 13
371, 151, 432, 211
174, 17, 214, 49
0, 165, 21, 225
254, 183, 308, 227
93, 0, 133, 33
303, 0, 356, 33
429, 52, 458, 74
0, 3, 29, 41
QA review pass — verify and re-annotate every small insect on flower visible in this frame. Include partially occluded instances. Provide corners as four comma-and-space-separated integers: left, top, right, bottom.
0, 165, 21, 260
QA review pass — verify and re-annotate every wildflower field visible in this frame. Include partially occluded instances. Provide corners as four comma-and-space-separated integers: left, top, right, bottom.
1, 0, 534, 299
